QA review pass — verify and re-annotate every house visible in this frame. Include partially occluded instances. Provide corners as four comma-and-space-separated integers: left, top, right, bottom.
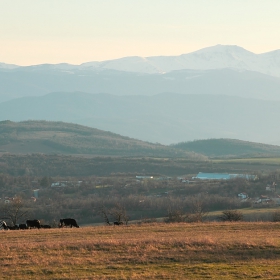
51, 181, 67, 187
266, 182, 276, 192
135, 176, 153, 180
254, 195, 273, 204
238, 193, 248, 199
271, 196, 280, 205
33, 189, 39, 198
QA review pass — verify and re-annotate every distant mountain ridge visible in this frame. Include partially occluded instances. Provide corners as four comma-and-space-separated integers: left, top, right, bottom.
81, 45, 280, 77
1, 92, 280, 145
1, 67, 280, 103
2, 45, 280, 77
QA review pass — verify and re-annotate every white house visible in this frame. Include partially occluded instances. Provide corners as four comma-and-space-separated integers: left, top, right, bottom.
238, 193, 248, 199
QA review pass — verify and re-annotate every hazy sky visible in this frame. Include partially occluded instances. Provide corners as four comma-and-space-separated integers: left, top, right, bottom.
1, 0, 280, 65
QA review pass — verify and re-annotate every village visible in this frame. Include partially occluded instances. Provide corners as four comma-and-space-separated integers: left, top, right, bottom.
1, 171, 280, 226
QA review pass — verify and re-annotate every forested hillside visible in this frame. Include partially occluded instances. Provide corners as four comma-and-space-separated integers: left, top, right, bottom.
0, 120, 203, 158
172, 139, 280, 158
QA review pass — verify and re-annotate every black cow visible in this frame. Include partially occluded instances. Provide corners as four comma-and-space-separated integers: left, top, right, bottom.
18, 224, 28, 230
113, 221, 123, 226
59, 218, 79, 228
10, 225, 19, 230
26, 219, 41, 229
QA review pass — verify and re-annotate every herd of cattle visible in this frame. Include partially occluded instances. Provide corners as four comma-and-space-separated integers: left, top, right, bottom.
0, 218, 79, 230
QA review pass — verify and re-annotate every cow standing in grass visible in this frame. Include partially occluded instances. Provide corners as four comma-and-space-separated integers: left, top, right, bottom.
114, 221, 123, 225
59, 218, 79, 228
0, 221, 18, 230
18, 224, 28, 230
26, 219, 41, 229
0, 221, 7, 230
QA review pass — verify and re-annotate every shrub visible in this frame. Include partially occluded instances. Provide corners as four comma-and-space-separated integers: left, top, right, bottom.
220, 210, 243, 222
164, 207, 187, 223
272, 210, 280, 222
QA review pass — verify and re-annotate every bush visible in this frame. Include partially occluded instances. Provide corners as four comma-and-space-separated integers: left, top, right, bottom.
219, 210, 243, 222
164, 207, 187, 223
272, 210, 280, 222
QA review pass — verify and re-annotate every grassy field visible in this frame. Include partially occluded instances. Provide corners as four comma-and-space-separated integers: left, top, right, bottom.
2, 222, 280, 279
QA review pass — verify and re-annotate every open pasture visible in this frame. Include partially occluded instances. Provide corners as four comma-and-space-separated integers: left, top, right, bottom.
1, 222, 280, 279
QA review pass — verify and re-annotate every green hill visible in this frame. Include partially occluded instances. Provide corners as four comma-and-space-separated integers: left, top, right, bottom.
0, 120, 204, 158
171, 138, 280, 158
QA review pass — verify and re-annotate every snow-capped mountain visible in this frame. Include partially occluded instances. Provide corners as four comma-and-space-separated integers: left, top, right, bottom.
1, 45, 280, 146
79, 45, 280, 77
2, 44, 280, 77
0, 62, 19, 69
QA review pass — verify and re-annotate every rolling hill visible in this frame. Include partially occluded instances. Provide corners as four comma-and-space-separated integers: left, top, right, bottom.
171, 139, 280, 158
0, 120, 203, 158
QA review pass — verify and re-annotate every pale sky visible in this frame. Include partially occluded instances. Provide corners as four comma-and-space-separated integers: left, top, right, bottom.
1, 0, 280, 65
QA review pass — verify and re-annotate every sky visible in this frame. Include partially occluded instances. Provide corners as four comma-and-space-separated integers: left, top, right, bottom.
1, 0, 280, 65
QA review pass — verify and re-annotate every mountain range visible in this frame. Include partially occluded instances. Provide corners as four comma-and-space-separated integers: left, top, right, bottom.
0, 92, 279, 145
2, 44, 280, 76
1, 44, 280, 145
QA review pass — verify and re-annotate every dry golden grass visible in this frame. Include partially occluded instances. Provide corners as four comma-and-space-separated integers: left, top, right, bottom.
1, 222, 280, 279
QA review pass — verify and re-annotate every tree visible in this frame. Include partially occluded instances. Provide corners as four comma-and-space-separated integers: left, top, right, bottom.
219, 210, 243, 222
109, 203, 129, 225
40, 176, 51, 187
188, 195, 208, 222
0, 197, 28, 225
96, 203, 129, 225
96, 205, 111, 225
164, 206, 187, 223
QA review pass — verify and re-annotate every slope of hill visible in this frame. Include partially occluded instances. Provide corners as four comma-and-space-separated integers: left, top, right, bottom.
0, 92, 280, 145
0, 120, 203, 158
171, 139, 280, 158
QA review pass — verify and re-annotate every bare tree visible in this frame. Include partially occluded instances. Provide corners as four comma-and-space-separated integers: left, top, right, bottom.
164, 206, 187, 223
96, 203, 129, 225
0, 197, 28, 225
188, 195, 208, 222
110, 203, 129, 225
96, 205, 111, 225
